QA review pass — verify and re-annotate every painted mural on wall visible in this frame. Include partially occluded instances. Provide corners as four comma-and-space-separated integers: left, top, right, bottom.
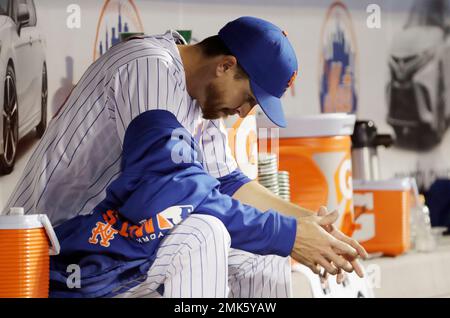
0, 0, 47, 175
52, 0, 146, 134
93, 0, 144, 61
387, 0, 450, 151
319, 1, 358, 114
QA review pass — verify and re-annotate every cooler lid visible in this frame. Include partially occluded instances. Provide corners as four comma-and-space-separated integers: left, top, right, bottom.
0, 207, 44, 229
256, 113, 356, 138
353, 178, 412, 191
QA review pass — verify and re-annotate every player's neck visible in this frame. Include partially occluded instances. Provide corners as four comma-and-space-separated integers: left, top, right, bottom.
177, 44, 210, 103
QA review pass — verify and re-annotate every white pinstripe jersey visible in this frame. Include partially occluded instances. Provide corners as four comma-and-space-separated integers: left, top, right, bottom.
4, 30, 238, 226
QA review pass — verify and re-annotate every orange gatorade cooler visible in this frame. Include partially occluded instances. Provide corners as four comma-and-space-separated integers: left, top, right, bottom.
352, 179, 411, 256
258, 114, 356, 235
0, 207, 60, 298
226, 108, 258, 180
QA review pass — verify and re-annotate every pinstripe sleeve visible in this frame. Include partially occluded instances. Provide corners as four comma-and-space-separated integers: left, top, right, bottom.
200, 119, 238, 178
107, 56, 184, 144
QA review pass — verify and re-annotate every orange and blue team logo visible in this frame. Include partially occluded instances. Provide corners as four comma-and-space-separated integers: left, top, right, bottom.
89, 205, 194, 246
281, 31, 297, 98
287, 70, 298, 90
319, 1, 358, 114
89, 221, 118, 247
93, 0, 145, 61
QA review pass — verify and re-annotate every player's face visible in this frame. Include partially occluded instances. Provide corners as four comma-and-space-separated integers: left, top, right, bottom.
200, 66, 258, 120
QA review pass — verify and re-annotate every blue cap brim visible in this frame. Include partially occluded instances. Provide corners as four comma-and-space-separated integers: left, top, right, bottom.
250, 80, 286, 128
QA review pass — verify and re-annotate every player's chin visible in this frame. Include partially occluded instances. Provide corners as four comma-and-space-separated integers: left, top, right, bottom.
202, 111, 227, 121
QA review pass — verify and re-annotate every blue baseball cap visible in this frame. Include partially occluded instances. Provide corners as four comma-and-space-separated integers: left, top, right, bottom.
218, 16, 298, 128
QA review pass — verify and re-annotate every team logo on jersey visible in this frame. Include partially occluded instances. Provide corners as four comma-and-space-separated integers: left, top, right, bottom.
88, 205, 194, 246
88, 221, 119, 247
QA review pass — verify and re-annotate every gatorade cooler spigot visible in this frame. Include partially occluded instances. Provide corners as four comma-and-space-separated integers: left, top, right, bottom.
0, 207, 60, 298
257, 114, 356, 236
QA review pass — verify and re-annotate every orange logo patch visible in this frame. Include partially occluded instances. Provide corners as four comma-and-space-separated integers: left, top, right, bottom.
88, 206, 194, 245
88, 221, 119, 247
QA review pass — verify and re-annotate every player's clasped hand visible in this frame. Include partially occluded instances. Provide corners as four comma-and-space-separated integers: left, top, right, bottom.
317, 206, 369, 284
290, 207, 369, 283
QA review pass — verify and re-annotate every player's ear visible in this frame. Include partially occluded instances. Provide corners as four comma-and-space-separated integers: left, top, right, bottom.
216, 55, 237, 77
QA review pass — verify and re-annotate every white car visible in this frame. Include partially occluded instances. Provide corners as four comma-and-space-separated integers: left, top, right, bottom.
0, 0, 47, 174
387, 0, 450, 150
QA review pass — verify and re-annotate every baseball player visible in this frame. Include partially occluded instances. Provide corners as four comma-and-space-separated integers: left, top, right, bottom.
4, 16, 368, 298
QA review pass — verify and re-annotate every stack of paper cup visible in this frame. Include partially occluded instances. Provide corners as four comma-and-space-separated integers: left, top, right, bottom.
258, 153, 279, 195
277, 171, 291, 201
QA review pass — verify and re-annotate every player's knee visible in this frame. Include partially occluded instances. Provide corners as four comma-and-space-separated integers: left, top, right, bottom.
190, 214, 231, 249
